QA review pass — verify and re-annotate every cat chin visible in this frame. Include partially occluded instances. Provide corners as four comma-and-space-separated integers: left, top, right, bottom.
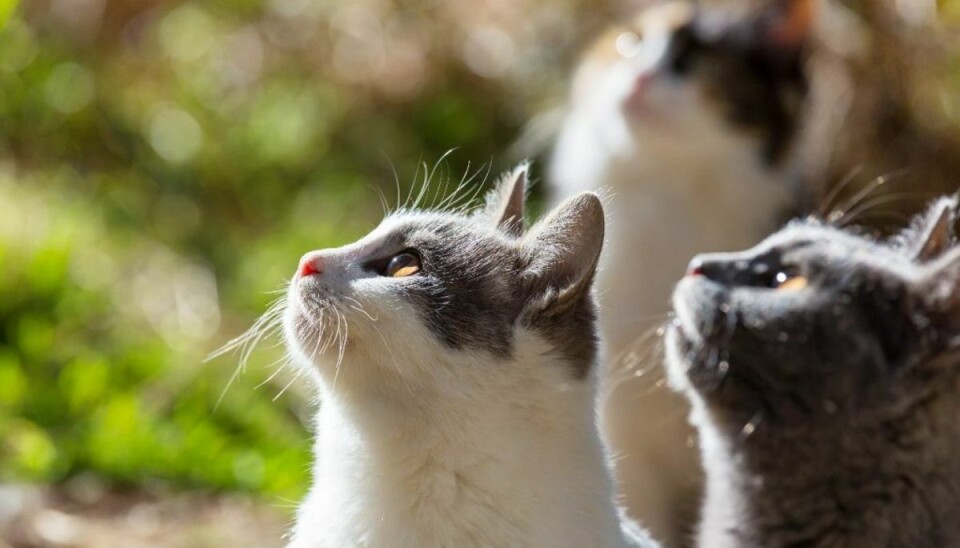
672, 276, 728, 342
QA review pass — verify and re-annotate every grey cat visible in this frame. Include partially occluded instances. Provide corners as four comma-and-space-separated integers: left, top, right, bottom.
667, 196, 960, 547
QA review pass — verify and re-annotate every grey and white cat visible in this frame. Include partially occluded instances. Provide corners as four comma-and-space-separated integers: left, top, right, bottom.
280, 165, 656, 548
548, 1, 812, 543
667, 195, 960, 547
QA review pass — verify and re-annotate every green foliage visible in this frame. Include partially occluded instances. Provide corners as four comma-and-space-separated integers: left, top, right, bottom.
0, 0, 527, 502
0, 0, 16, 29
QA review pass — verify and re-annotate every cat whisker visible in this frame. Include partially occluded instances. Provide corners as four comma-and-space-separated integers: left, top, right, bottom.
828, 168, 912, 224
819, 165, 865, 216
410, 150, 456, 211
838, 191, 933, 227
347, 304, 377, 321
342, 296, 378, 321
369, 183, 391, 217
331, 308, 345, 391
273, 368, 303, 402
401, 154, 425, 211
601, 323, 670, 402
205, 296, 286, 363
256, 355, 296, 390
210, 296, 288, 410
435, 162, 487, 214
411, 161, 435, 211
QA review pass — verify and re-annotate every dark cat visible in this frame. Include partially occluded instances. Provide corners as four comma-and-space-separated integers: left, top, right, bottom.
667, 196, 960, 547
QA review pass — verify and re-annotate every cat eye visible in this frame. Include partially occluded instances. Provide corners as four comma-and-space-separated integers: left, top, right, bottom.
774, 271, 808, 292
385, 251, 421, 278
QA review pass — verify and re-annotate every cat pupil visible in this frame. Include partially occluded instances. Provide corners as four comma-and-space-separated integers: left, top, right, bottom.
386, 251, 421, 277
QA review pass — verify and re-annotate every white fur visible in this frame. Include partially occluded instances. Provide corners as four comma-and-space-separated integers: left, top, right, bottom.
549, 38, 792, 544
283, 217, 651, 548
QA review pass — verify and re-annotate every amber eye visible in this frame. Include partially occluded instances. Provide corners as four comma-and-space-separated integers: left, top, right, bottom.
385, 252, 421, 278
774, 271, 808, 292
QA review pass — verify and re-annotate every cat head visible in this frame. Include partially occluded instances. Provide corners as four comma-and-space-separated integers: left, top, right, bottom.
667, 195, 960, 428
572, 0, 810, 164
283, 164, 606, 397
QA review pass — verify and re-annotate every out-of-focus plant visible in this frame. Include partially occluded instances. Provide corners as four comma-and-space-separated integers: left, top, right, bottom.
0, 0, 601, 501
0, 0, 17, 28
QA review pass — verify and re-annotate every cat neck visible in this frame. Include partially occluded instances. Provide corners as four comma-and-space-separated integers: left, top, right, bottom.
289, 329, 634, 548
692, 365, 960, 548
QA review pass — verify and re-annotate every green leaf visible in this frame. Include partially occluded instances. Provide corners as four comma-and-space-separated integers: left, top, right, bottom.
0, 0, 18, 29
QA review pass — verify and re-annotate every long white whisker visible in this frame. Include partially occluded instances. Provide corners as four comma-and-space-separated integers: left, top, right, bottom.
256, 356, 295, 390
210, 295, 288, 411
274, 368, 303, 402
331, 308, 344, 391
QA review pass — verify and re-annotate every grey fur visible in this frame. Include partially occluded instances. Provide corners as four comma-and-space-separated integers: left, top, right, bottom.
667, 195, 960, 547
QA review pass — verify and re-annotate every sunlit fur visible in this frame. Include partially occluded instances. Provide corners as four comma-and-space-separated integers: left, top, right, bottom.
275, 167, 656, 548
668, 197, 960, 547
549, 2, 808, 543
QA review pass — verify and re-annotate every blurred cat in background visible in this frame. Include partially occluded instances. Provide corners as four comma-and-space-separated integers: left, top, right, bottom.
548, 0, 813, 544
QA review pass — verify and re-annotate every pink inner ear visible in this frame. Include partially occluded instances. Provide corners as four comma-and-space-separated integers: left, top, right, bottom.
768, 0, 813, 47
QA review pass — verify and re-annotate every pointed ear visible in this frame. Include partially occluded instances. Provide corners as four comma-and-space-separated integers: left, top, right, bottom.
762, 0, 814, 49
482, 163, 529, 237
521, 192, 605, 316
897, 195, 960, 262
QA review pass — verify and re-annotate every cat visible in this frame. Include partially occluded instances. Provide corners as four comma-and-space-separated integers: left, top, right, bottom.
547, 0, 813, 543
279, 164, 657, 548
667, 195, 960, 547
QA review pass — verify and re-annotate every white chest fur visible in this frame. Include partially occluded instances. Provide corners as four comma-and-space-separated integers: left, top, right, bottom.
288, 330, 646, 548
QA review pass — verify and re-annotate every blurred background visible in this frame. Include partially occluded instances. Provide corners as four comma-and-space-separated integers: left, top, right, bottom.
1, 0, 960, 546
0, 0, 608, 545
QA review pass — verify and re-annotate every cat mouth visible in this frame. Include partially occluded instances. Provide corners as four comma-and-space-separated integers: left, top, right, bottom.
668, 276, 736, 375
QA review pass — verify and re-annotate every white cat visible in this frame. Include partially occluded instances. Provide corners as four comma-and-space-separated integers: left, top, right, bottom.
548, 1, 812, 544
281, 165, 657, 548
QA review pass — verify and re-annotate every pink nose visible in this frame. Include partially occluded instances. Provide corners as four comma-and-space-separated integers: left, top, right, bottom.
298, 252, 324, 278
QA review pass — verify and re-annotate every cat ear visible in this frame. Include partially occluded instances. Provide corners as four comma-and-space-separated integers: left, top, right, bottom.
482, 163, 529, 236
521, 192, 605, 316
761, 0, 814, 49
897, 195, 960, 262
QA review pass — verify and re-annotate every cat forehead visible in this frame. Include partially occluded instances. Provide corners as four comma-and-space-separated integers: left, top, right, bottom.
762, 222, 919, 274
371, 210, 515, 250
763, 222, 865, 251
